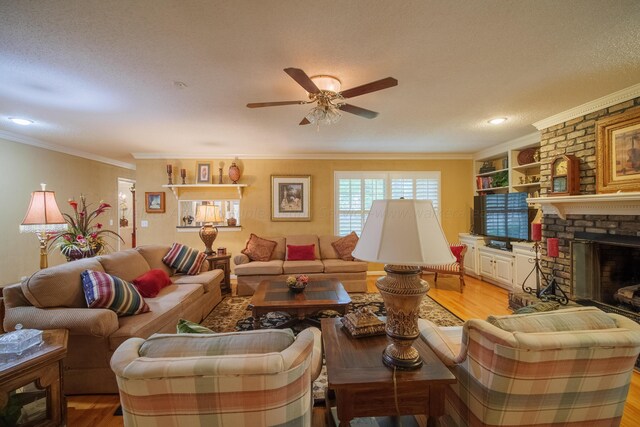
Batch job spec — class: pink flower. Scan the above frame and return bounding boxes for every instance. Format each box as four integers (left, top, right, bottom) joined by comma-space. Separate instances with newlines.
76, 235, 85, 242
90, 233, 98, 239
96, 223, 103, 229
68, 200, 78, 211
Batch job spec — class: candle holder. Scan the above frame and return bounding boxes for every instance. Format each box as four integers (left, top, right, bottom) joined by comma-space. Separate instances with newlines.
180, 169, 186, 185
218, 167, 223, 184
166, 165, 173, 185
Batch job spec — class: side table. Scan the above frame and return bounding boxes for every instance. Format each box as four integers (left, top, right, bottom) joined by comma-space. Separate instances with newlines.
207, 253, 231, 292
0, 329, 69, 426
321, 318, 456, 427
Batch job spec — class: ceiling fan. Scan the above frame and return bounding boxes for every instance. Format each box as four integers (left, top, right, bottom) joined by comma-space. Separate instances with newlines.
247, 68, 398, 126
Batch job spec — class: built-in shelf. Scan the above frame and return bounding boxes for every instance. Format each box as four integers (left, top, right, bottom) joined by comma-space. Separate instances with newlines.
476, 167, 509, 177
511, 162, 541, 172
527, 192, 640, 219
512, 183, 541, 190
477, 186, 509, 193
162, 184, 248, 199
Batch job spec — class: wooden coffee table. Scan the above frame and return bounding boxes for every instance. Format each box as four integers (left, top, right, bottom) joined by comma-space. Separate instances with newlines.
321, 318, 456, 427
251, 279, 351, 329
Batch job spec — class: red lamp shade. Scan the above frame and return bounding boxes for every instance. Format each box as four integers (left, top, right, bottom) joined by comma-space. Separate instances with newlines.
531, 223, 542, 242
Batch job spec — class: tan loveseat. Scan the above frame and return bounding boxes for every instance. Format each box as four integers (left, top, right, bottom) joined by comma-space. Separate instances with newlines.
234, 234, 367, 296
2, 244, 223, 394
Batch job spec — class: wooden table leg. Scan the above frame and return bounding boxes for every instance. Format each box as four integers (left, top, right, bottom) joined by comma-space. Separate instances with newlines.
335, 390, 353, 427
253, 309, 260, 329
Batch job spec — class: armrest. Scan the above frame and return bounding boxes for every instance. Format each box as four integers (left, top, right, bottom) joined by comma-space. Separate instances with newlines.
234, 254, 250, 265
110, 337, 146, 376
4, 306, 119, 337
418, 319, 464, 366
281, 327, 322, 380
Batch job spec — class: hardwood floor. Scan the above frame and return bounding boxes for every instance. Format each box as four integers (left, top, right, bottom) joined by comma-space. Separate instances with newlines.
67, 274, 640, 427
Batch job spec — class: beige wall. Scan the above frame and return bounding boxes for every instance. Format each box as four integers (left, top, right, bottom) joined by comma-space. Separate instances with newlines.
0, 137, 135, 286
136, 158, 473, 271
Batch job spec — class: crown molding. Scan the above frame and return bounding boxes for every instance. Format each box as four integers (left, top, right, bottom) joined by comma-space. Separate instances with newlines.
473, 132, 540, 160
533, 83, 640, 130
0, 130, 136, 170
131, 152, 474, 160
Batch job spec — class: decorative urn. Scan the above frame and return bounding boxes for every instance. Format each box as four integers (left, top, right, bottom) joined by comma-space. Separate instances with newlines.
228, 162, 241, 184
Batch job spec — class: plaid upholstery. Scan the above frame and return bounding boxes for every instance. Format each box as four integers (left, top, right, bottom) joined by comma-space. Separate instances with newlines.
162, 243, 206, 275
111, 327, 321, 426
419, 307, 640, 427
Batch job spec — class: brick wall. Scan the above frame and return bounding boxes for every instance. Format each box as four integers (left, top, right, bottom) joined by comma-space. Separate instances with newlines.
537, 96, 640, 294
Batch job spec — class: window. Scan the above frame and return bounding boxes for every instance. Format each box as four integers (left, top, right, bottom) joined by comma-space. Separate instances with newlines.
178, 199, 240, 227
334, 171, 441, 236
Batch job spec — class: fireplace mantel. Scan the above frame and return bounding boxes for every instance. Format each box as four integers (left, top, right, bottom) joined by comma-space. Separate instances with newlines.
527, 192, 640, 219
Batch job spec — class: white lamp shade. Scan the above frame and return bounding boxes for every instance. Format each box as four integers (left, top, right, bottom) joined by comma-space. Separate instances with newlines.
352, 199, 455, 266
195, 204, 223, 223
19, 190, 68, 233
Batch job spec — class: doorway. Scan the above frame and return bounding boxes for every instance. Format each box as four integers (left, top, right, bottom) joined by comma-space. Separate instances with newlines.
117, 178, 136, 250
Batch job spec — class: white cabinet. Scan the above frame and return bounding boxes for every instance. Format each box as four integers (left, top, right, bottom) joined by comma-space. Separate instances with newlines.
477, 246, 513, 289
458, 233, 486, 278
512, 241, 539, 293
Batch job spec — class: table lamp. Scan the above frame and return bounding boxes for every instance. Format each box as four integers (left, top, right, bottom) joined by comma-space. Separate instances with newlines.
195, 204, 223, 255
352, 199, 455, 370
19, 184, 68, 269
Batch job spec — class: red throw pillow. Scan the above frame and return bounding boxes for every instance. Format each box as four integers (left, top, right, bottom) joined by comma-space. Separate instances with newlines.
450, 245, 464, 263
286, 244, 316, 261
132, 269, 172, 298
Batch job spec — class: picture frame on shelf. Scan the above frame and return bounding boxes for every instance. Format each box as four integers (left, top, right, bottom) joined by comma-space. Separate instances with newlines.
596, 106, 640, 193
196, 162, 211, 184
145, 192, 165, 213
271, 175, 311, 221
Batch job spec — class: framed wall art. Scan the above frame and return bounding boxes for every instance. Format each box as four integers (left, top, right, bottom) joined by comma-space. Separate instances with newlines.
596, 106, 640, 193
196, 162, 211, 184
271, 175, 311, 221
145, 192, 166, 213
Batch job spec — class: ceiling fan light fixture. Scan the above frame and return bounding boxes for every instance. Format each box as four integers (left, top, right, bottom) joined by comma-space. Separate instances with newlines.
310, 75, 341, 93
306, 105, 342, 125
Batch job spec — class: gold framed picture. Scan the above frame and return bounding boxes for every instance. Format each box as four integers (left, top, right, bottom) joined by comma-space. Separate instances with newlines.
196, 162, 211, 184
596, 106, 640, 193
271, 175, 311, 221
145, 192, 165, 213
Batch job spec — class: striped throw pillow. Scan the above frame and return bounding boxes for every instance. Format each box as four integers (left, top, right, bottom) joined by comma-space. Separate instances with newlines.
81, 270, 150, 317
162, 243, 206, 275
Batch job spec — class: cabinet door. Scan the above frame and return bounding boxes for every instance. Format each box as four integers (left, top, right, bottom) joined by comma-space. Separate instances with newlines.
494, 255, 513, 286
514, 251, 536, 291
463, 244, 476, 275
479, 253, 495, 278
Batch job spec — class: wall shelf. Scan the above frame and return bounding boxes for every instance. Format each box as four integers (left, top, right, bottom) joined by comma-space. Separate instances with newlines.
477, 186, 509, 193
162, 184, 248, 199
527, 192, 640, 219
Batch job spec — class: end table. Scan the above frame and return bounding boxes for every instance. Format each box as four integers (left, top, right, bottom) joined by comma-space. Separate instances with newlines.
206, 253, 231, 293
0, 329, 69, 426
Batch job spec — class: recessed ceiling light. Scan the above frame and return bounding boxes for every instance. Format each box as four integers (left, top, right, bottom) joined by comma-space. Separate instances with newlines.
488, 117, 507, 125
8, 117, 34, 126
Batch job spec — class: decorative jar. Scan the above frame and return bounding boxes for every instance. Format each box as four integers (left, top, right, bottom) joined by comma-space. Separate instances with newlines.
228, 162, 241, 184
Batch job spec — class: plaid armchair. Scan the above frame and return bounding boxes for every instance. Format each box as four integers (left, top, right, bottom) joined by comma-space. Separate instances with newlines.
418, 307, 640, 427
111, 327, 322, 426
421, 242, 467, 292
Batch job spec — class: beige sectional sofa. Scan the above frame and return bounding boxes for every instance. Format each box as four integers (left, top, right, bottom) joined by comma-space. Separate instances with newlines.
2, 244, 223, 394
234, 234, 367, 296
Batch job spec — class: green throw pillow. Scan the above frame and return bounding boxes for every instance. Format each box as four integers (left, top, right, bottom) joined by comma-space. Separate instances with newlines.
513, 301, 560, 315
177, 318, 214, 334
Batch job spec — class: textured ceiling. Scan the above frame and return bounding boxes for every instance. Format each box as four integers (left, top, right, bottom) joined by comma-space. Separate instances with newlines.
1, 0, 640, 165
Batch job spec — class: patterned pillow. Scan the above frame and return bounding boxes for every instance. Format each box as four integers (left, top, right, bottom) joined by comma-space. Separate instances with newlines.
241, 233, 277, 262
177, 318, 214, 334
331, 232, 359, 261
162, 243, 206, 275
81, 270, 149, 317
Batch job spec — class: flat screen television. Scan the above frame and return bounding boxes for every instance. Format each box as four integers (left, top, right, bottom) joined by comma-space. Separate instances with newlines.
473, 193, 534, 241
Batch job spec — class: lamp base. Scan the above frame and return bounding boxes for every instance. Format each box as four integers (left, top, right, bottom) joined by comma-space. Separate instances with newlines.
199, 224, 218, 255
38, 231, 48, 269
376, 264, 429, 370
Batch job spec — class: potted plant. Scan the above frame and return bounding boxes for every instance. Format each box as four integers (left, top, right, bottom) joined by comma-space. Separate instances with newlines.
48, 195, 123, 261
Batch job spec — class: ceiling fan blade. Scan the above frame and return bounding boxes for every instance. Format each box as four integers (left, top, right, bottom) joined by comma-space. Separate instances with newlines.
339, 104, 379, 119
340, 77, 398, 99
284, 68, 320, 94
299, 117, 311, 125
247, 101, 305, 108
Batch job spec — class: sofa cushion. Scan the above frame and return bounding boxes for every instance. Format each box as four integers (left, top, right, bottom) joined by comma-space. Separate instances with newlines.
269, 237, 287, 260
21, 257, 104, 308
332, 231, 359, 261
319, 235, 340, 259
81, 270, 150, 317
487, 307, 617, 333
286, 244, 316, 261
322, 259, 368, 274
133, 269, 172, 298
285, 235, 320, 259
136, 244, 174, 277
242, 233, 278, 262
283, 260, 324, 274
234, 260, 283, 276
139, 329, 295, 358
171, 269, 223, 295
109, 283, 203, 350
98, 249, 151, 283
163, 243, 206, 275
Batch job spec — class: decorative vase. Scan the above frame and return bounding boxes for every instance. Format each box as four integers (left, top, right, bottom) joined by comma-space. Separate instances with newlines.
228, 162, 241, 184
227, 217, 237, 226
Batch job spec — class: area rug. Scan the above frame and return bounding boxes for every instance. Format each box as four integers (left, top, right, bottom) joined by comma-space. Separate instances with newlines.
200, 293, 463, 404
